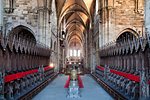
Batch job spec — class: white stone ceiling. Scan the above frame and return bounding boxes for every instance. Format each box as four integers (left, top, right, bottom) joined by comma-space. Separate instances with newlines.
55, 0, 95, 47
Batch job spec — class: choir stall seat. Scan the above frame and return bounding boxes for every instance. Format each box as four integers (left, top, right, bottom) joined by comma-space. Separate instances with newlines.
95, 66, 141, 99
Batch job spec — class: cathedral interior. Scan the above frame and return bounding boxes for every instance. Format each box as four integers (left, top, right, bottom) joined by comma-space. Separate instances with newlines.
0, 0, 150, 100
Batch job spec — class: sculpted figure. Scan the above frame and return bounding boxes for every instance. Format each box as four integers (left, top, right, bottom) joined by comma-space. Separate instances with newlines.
6, 82, 13, 99
140, 67, 149, 98
14, 79, 20, 95
0, 70, 5, 99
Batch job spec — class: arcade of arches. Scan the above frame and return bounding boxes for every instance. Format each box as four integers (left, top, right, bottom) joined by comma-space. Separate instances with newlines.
0, 0, 150, 100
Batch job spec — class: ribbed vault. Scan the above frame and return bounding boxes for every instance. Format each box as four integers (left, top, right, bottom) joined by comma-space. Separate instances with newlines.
55, 0, 95, 50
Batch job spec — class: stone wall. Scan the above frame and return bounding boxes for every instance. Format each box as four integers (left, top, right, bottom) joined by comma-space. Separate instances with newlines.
3, 0, 58, 48
99, 0, 145, 46
2, 0, 58, 71
50, 0, 58, 72
93, 14, 100, 71
145, 0, 150, 33
4, 0, 38, 38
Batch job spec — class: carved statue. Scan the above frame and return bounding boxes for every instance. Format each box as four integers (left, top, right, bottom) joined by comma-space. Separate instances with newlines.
26, 76, 29, 88
0, 69, 5, 100
14, 79, 20, 96
125, 81, 132, 95
38, 66, 42, 81
131, 83, 139, 99
38, 66, 44, 82
140, 67, 149, 99
41, 65, 44, 81
29, 74, 34, 86
20, 78, 25, 92
6, 82, 13, 100
34, 73, 37, 84
104, 65, 110, 81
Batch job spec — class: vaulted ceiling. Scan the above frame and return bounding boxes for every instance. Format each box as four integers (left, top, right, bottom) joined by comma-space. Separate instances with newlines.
55, 0, 95, 48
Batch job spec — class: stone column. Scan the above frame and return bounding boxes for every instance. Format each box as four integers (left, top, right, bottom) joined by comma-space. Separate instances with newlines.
98, 9, 103, 48
145, 0, 150, 33
0, 0, 3, 28
85, 33, 88, 69
90, 28, 94, 73
57, 29, 60, 73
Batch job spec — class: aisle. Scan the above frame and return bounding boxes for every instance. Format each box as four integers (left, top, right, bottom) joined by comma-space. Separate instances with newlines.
33, 74, 113, 100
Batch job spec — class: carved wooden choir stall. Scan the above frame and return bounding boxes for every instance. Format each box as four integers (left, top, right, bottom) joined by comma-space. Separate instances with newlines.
0, 26, 56, 100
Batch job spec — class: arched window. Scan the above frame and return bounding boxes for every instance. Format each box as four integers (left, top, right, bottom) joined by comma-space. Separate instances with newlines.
70, 50, 72, 56
74, 50, 77, 56
78, 50, 80, 57
95, 0, 99, 15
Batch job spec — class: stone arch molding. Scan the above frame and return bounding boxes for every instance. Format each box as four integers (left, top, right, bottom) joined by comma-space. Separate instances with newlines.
5, 0, 53, 39
116, 26, 139, 40
7, 23, 37, 42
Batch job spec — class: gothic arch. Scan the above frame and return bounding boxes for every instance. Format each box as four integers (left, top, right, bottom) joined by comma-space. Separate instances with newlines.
8, 25, 37, 44
116, 28, 138, 43
117, 28, 138, 40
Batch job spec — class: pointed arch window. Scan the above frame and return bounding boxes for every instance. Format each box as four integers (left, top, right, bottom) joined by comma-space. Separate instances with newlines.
74, 50, 77, 56
78, 50, 80, 57
70, 50, 72, 56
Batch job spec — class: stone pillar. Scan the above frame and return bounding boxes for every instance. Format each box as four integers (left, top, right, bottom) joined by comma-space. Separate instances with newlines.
57, 29, 60, 73
0, 0, 3, 28
85, 33, 88, 68
98, 9, 103, 48
145, 0, 150, 33
89, 28, 94, 73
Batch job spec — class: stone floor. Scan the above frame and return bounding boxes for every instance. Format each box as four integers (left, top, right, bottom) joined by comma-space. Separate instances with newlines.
33, 74, 113, 100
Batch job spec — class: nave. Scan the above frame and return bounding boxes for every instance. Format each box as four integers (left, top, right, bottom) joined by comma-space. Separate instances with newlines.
33, 74, 113, 100
0, 0, 150, 100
